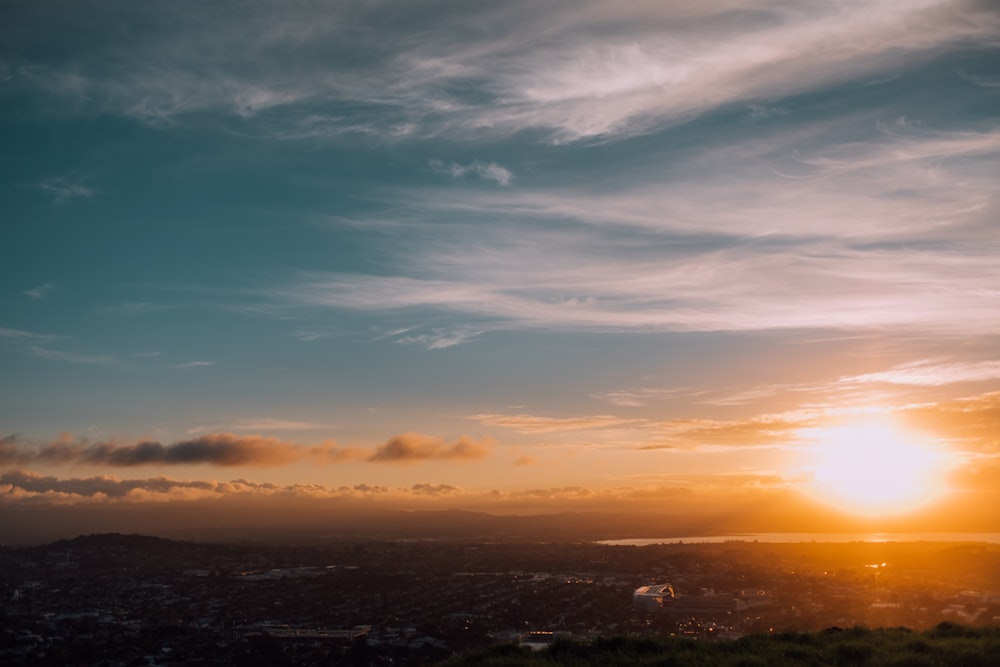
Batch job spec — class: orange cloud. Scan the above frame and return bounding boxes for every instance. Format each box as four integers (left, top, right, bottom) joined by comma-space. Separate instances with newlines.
901, 390, 1000, 452
844, 360, 1000, 386
368, 432, 491, 463
410, 482, 464, 496
641, 415, 811, 449
467, 410, 809, 448
0, 470, 478, 508
468, 413, 640, 433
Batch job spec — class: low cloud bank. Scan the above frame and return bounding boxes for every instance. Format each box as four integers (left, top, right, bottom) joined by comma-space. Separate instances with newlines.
0, 469, 432, 504
0, 433, 361, 467
0, 431, 492, 468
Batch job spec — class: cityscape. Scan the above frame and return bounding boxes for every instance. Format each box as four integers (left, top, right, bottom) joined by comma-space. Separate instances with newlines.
3, 533, 999, 664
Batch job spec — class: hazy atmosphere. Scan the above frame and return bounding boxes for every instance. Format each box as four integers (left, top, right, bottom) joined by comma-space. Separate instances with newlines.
2, 0, 999, 543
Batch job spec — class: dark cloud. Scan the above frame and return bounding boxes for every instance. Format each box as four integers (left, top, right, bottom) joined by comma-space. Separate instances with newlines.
105, 434, 305, 466
0, 433, 363, 467
368, 433, 491, 463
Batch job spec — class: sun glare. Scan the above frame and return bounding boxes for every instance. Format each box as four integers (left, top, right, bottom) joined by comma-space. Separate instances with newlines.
799, 419, 952, 517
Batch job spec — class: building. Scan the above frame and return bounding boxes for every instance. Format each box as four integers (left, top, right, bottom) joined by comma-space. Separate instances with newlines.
634, 584, 739, 615
633, 584, 675, 613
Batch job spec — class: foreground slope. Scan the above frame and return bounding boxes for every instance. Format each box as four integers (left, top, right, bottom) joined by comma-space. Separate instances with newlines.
445, 625, 1000, 667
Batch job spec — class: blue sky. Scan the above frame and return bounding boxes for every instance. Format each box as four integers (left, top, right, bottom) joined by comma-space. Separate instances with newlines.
2, 1, 999, 535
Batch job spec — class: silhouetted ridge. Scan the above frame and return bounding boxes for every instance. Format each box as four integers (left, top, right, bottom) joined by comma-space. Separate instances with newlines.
56, 532, 182, 550
20, 532, 207, 565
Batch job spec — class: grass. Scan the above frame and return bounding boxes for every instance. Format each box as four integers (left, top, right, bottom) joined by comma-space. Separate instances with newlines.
443, 623, 1000, 666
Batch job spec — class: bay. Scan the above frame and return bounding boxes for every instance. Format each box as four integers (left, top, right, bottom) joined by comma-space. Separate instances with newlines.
596, 532, 1000, 546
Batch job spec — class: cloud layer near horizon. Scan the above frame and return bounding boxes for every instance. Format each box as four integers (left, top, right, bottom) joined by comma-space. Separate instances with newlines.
2, 389, 996, 476
0, 432, 491, 468
0, 467, 789, 508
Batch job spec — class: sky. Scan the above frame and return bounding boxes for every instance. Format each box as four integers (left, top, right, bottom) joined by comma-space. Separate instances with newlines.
2, 0, 999, 542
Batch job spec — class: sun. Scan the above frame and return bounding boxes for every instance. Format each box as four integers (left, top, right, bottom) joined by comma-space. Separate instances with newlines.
798, 418, 952, 517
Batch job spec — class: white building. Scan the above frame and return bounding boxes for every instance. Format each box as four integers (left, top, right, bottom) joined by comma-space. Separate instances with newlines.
633, 584, 675, 612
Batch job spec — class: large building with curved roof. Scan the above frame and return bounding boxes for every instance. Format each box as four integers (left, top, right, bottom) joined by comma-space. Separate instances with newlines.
632, 584, 675, 612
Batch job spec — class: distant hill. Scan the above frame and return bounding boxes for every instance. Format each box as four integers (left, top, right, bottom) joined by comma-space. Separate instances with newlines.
13, 532, 217, 567
50, 532, 183, 550
3, 495, 870, 545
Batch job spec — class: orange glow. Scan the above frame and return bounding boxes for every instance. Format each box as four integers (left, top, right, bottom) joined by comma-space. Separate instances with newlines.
798, 419, 953, 517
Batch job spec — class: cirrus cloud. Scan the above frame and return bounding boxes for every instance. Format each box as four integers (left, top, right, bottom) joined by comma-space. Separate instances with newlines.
6, 1, 997, 142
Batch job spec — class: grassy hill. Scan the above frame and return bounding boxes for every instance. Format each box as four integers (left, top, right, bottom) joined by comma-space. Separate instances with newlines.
444, 624, 1000, 666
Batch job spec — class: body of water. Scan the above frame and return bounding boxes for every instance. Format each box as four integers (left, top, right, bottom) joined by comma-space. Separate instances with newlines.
596, 533, 1000, 546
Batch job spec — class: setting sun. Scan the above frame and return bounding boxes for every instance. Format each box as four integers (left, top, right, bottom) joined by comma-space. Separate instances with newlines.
799, 420, 953, 517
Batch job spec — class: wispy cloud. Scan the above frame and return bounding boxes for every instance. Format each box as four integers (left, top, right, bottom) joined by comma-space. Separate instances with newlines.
957, 68, 1000, 88
279, 236, 999, 336
8, 1, 997, 142
590, 388, 696, 408
469, 413, 642, 434
268, 118, 1000, 340
23, 282, 54, 300
843, 360, 1000, 386
900, 390, 1000, 453
390, 326, 485, 350
30, 346, 114, 365
172, 360, 214, 368
96, 301, 173, 317
186, 419, 331, 435
37, 178, 94, 203
400, 124, 1000, 238
231, 418, 329, 432
697, 384, 808, 407
468, 409, 812, 449
290, 328, 339, 342
430, 159, 512, 186
0, 326, 56, 341
641, 415, 812, 450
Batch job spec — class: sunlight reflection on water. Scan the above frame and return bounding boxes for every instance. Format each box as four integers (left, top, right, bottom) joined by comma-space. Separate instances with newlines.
596, 533, 1000, 546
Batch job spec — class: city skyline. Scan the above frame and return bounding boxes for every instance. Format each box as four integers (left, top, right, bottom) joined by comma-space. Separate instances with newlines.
2, 0, 999, 541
